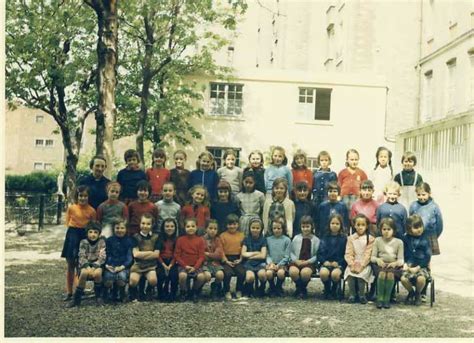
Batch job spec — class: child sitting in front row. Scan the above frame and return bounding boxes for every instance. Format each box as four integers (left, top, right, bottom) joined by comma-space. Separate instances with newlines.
289, 216, 320, 299
175, 217, 206, 302
317, 214, 347, 299
370, 218, 404, 309
202, 220, 225, 299
265, 216, 291, 297
129, 213, 160, 301
241, 218, 268, 297
103, 219, 133, 303
344, 214, 375, 304
67, 221, 106, 308
220, 214, 246, 300
401, 214, 432, 306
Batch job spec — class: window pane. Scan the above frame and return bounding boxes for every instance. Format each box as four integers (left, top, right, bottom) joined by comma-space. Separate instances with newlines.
315, 88, 332, 120
34, 163, 43, 170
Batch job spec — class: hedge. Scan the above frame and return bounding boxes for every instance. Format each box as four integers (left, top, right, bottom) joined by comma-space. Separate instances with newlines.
6, 170, 90, 194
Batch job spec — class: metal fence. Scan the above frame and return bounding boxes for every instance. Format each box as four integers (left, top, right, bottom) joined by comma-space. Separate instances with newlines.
5, 191, 64, 231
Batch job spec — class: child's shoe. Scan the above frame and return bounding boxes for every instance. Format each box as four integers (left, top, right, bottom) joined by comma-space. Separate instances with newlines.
404, 290, 415, 305
66, 287, 84, 308
414, 292, 422, 306
376, 301, 383, 309
102, 287, 111, 304
331, 282, 340, 300
347, 296, 356, 303
128, 286, 138, 302
62, 293, 73, 302
383, 302, 391, 309
94, 283, 104, 306
179, 290, 187, 302
118, 286, 127, 303
225, 292, 232, 301
359, 296, 368, 304
299, 287, 308, 299
323, 282, 331, 299
235, 291, 243, 299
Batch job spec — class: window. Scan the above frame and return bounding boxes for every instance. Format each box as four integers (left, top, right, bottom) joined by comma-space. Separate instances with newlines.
209, 82, 243, 116
206, 146, 241, 169
298, 87, 332, 121
35, 139, 44, 147
421, 70, 433, 122
307, 157, 319, 172
35, 115, 44, 123
45, 139, 54, 147
446, 58, 457, 114
44, 163, 53, 170
34, 162, 43, 170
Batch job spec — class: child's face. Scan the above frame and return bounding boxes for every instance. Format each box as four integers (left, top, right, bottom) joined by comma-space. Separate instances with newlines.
402, 158, 415, 171
347, 152, 359, 169
249, 153, 261, 169
319, 155, 330, 170
77, 191, 89, 205
174, 153, 186, 168
87, 229, 100, 241
416, 190, 430, 203
409, 225, 424, 237
91, 158, 106, 179
127, 156, 139, 169
206, 223, 218, 238
273, 183, 286, 200
114, 222, 127, 237
249, 221, 262, 238
272, 150, 284, 166
243, 177, 255, 192
185, 220, 197, 235
377, 150, 389, 167
153, 155, 165, 167
295, 156, 305, 168
226, 222, 239, 233
192, 188, 206, 204
271, 222, 283, 237
225, 154, 236, 168
218, 189, 230, 202
301, 223, 312, 237
164, 221, 176, 237
140, 217, 153, 234
200, 156, 212, 171
328, 189, 339, 202
162, 184, 175, 201
296, 188, 309, 201
381, 223, 394, 239
385, 189, 399, 203
137, 188, 149, 201
360, 187, 374, 201
354, 218, 368, 236
329, 217, 341, 235
108, 186, 120, 201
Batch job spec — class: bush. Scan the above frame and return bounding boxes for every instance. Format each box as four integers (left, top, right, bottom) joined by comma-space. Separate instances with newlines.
6, 169, 90, 194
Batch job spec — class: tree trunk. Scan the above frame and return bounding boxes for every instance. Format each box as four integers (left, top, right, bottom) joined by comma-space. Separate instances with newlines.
152, 77, 165, 149
89, 0, 118, 179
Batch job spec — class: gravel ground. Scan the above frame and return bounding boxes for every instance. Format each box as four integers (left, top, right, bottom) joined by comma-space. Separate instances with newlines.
4, 226, 474, 338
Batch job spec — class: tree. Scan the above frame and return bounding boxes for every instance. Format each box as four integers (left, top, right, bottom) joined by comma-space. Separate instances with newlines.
116, 0, 247, 162
84, 0, 119, 179
6, 0, 97, 199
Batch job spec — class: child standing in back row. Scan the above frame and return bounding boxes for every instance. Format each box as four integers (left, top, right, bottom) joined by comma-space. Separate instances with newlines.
146, 148, 171, 203
394, 151, 424, 209
217, 149, 243, 196
188, 151, 219, 201
236, 171, 265, 236
312, 151, 337, 210
243, 150, 266, 194
338, 149, 368, 211
169, 150, 190, 206
117, 149, 147, 204
264, 146, 293, 197
370, 147, 393, 204
291, 149, 313, 198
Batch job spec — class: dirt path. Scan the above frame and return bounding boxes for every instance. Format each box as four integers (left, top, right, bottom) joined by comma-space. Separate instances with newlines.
4, 225, 474, 338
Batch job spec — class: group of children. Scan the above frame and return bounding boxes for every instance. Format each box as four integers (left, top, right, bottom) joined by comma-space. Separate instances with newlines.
62, 146, 443, 309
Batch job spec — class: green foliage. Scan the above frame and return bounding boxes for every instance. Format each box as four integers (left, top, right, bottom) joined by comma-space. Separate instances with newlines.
5, 170, 91, 194
115, 0, 247, 153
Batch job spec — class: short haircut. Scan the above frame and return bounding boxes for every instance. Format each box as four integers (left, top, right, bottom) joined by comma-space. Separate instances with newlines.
415, 182, 431, 194
327, 181, 340, 193
406, 214, 424, 234
249, 217, 263, 229
89, 155, 107, 169
291, 149, 308, 169
161, 218, 178, 235
378, 217, 397, 235
136, 180, 151, 193
360, 180, 374, 190
196, 151, 215, 169
124, 149, 140, 163
162, 181, 176, 190
225, 213, 239, 226
248, 150, 264, 168
75, 185, 89, 201
295, 181, 309, 191
300, 215, 315, 232
173, 150, 187, 159
152, 148, 166, 158
205, 218, 219, 228
112, 217, 127, 229
328, 213, 345, 235
86, 220, 102, 234
106, 181, 121, 192
384, 181, 400, 194
270, 216, 287, 235
271, 177, 288, 198
140, 213, 154, 224
401, 151, 417, 165
184, 217, 197, 226
316, 150, 332, 166
223, 148, 237, 160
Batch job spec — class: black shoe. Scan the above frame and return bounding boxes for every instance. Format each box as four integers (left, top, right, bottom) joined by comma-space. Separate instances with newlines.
94, 284, 104, 306
359, 296, 368, 304
404, 290, 415, 305
376, 301, 383, 309
414, 293, 422, 306
129, 286, 138, 302
63, 293, 73, 302
66, 287, 83, 308
347, 296, 356, 303
179, 291, 186, 302
299, 287, 308, 299
383, 302, 391, 309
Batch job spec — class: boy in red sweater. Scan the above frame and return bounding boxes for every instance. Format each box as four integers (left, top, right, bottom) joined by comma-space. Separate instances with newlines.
175, 217, 206, 302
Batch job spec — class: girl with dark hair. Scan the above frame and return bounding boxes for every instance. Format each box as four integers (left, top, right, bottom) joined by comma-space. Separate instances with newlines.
156, 218, 179, 302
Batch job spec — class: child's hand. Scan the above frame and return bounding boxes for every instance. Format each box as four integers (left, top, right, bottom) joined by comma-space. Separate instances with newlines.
376, 259, 385, 267
226, 260, 235, 267
185, 266, 193, 272
323, 261, 331, 267
330, 262, 339, 268
387, 262, 398, 269
234, 259, 241, 265
106, 264, 115, 273
188, 267, 196, 273
204, 252, 210, 257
